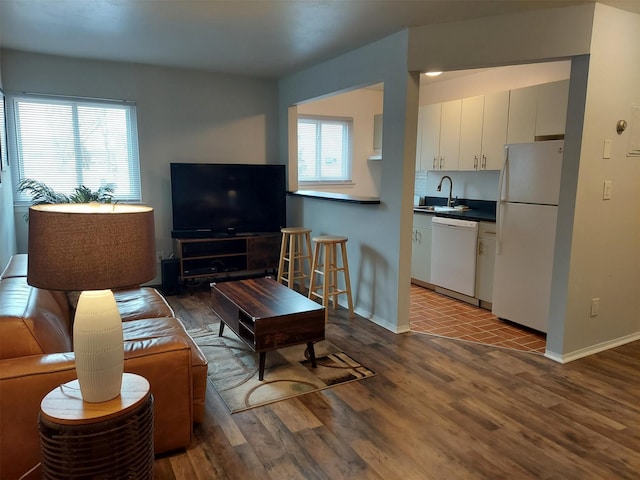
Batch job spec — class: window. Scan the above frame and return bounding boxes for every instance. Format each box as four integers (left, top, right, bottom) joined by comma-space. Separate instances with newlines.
298, 116, 352, 183
10, 93, 141, 203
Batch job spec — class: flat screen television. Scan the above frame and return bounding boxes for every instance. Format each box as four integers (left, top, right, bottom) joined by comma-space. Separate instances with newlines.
170, 163, 286, 238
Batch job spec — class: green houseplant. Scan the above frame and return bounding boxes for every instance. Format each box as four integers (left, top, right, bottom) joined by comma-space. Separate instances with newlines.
17, 178, 115, 205
17, 179, 115, 221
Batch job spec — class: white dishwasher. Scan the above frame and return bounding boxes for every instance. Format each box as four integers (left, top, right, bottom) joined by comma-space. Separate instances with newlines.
430, 217, 479, 297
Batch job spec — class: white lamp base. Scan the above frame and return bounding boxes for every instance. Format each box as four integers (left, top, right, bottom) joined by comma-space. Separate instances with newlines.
73, 290, 124, 403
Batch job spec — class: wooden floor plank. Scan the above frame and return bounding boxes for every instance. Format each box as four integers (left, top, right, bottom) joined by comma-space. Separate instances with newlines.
159, 286, 640, 480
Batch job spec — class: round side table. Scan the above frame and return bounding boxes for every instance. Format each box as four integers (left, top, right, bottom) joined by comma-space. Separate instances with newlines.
39, 372, 154, 480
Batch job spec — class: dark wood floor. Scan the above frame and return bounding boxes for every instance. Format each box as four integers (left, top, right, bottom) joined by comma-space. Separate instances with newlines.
159, 286, 640, 479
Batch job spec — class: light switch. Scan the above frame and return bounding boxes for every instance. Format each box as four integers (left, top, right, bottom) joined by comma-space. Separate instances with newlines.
603, 139, 612, 159
603, 180, 612, 200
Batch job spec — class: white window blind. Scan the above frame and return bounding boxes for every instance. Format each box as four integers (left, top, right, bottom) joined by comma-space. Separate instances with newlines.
10, 94, 141, 203
298, 116, 352, 183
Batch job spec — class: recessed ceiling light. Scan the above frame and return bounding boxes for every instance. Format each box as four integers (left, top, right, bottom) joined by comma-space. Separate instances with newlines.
424, 71, 443, 77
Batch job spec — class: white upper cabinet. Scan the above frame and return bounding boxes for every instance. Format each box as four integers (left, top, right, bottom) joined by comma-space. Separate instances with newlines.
437, 99, 462, 170
417, 80, 568, 172
480, 91, 510, 170
373, 113, 383, 150
458, 92, 509, 171
507, 80, 569, 144
506, 85, 538, 144
419, 103, 441, 170
418, 100, 461, 171
458, 95, 484, 171
535, 80, 569, 138
415, 106, 425, 171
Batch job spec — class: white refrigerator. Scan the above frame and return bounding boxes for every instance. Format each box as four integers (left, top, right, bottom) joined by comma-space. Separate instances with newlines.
491, 140, 564, 333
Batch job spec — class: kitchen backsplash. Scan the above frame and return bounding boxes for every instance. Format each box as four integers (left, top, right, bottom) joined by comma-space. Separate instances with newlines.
415, 170, 500, 203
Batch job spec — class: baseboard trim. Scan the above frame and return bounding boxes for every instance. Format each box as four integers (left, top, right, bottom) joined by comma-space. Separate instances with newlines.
545, 331, 640, 363
353, 306, 410, 334
434, 286, 480, 307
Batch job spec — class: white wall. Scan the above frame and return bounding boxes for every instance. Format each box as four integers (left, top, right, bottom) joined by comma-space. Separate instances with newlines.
1, 49, 279, 283
280, 31, 419, 333
548, 4, 640, 359
0, 48, 17, 270
418, 61, 571, 105
297, 86, 383, 197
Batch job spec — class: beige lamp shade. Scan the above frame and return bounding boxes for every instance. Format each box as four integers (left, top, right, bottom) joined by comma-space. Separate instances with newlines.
27, 203, 156, 291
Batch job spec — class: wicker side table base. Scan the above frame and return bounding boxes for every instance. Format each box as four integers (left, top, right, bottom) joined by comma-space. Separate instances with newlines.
38, 374, 154, 480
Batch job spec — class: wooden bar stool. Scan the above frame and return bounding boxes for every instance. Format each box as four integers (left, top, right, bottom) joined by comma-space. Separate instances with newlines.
308, 235, 354, 319
277, 227, 313, 292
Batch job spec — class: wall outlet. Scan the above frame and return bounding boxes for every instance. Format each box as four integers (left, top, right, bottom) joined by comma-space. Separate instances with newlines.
590, 298, 600, 317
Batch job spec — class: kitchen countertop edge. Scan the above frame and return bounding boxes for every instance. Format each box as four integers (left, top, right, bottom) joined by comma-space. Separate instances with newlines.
413, 208, 496, 223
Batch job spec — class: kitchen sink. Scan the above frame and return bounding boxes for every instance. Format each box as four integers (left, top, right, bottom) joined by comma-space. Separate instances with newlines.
414, 205, 466, 212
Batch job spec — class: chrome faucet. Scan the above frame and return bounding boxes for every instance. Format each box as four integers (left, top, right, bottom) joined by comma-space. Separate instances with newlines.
437, 175, 454, 207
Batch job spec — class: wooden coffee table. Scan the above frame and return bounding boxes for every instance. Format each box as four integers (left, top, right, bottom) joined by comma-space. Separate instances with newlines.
210, 277, 326, 380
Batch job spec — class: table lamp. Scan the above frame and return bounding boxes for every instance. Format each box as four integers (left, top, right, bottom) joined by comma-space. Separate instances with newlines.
27, 203, 156, 403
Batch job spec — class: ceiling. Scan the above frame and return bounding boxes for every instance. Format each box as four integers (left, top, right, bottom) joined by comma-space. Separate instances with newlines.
1, 1, 640, 79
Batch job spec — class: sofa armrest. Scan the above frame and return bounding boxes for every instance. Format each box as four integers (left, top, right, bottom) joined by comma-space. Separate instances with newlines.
0, 337, 194, 480
0, 353, 78, 480
123, 335, 194, 454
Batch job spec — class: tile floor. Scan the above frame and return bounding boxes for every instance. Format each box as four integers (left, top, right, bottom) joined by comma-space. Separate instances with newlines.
410, 284, 547, 354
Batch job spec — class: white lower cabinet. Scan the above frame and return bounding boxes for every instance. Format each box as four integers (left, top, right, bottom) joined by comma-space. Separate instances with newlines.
411, 213, 433, 284
475, 222, 496, 303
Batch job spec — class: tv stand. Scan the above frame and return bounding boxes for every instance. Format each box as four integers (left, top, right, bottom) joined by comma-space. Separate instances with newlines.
173, 233, 281, 283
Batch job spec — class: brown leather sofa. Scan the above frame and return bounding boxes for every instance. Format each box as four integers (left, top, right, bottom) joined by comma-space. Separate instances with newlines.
0, 254, 208, 480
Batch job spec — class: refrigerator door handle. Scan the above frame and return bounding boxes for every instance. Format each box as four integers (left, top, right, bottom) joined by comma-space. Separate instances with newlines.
496, 146, 509, 255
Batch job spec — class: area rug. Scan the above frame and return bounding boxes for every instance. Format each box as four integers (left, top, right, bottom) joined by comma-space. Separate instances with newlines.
189, 324, 375, 413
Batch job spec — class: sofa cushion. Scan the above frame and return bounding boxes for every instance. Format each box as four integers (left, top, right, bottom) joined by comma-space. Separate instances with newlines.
114, 287, 175, 321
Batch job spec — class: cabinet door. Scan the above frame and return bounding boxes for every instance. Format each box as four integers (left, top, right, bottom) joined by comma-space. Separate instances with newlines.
411, 214, 433, 283
506, 85, 538, 144
476, 232, 496, 303
438, 99, 461, 170
535, 80, 569, 137
480, 90, 509, 170
415, 106, 424, 171
420, 103, 442, 171
412, 227, 432, 282
373, 114, 383, 150
458, 95, 484, 171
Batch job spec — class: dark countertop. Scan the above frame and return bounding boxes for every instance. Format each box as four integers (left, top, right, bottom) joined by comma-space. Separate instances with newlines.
413, 197, 497, 223
288, 190, 380, 204
413, 208, 496, 223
